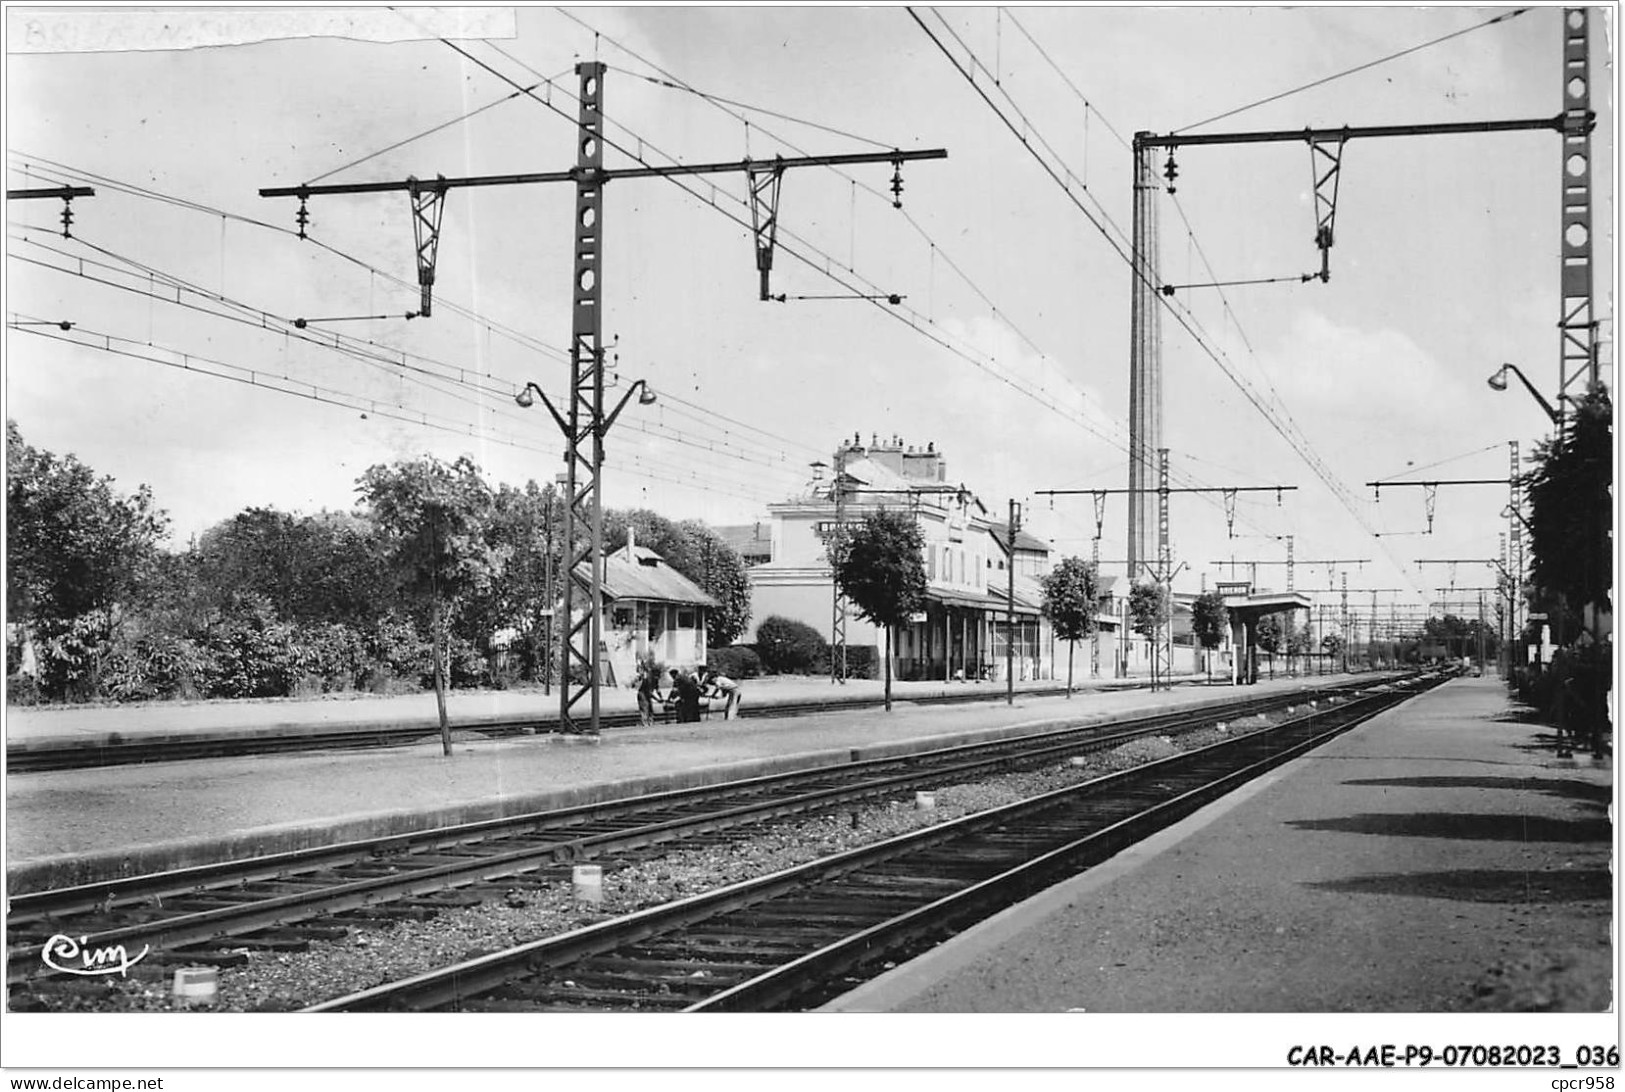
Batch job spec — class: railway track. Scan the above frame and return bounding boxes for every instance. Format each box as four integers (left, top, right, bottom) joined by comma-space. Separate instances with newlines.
7, 677, 1392, 994
8, 677, 1200, 773
300, 671, 1447, 1013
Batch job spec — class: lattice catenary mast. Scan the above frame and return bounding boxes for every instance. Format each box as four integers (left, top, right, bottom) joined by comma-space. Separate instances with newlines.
262, 63, 945, 733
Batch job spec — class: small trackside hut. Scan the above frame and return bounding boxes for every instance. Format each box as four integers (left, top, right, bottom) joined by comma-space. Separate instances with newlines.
1220, 584, 1313, 684
573, 529, 716, 686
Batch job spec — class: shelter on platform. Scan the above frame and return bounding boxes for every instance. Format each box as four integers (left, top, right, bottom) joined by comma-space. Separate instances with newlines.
1220, 583, 1313, 684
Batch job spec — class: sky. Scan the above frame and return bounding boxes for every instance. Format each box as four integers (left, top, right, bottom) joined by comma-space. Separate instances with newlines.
4, 3, 1615, 629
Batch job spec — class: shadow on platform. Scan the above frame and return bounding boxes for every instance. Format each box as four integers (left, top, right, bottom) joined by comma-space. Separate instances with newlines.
1340, 775, 1611, 808
1287, 811, 1611, 843
1305, 867, 1612, 905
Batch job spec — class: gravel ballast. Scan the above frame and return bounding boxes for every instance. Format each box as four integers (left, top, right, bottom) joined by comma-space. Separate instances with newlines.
19, 723, 1247, 1013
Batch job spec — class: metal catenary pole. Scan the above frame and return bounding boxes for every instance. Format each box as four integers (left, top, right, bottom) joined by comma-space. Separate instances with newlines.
1127, 12, 1600, 591
261, 65, 944, 732
1006, 498, 1021, 706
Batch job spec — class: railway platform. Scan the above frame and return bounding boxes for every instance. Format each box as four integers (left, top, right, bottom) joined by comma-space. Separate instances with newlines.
4, 670, 1193, 753
826, 674, 1614, 1014
7, 672, 1329, 893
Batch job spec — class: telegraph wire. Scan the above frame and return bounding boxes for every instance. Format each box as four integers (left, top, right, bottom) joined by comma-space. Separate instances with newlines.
6, 173, 826, 472
999, 9, 1134, 154
912, 7, 1417, 588
577, 14, 1123, 430
1374, 442, 1508, 483
304, 74, 570, 184
8, 151, 571, 366
439, 35, 1141, 464
7, 316, 534, 448
466, 15, 1133, 449
7, 316, 789, 506
1174, 7, 1533, 133
9, 233, 815, 481
9, 152, 840, 471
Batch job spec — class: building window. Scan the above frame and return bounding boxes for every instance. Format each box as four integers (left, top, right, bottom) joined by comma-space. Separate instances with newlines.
677, 609, 696, 629
613, 607, 634, 629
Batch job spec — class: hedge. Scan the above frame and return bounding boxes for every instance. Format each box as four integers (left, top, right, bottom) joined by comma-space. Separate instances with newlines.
709, 645, 762, 680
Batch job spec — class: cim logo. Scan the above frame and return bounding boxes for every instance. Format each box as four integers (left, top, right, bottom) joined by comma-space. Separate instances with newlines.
42, 933, 150, 977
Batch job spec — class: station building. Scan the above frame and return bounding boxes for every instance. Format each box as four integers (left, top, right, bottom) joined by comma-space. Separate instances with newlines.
746, 434, 1057, 682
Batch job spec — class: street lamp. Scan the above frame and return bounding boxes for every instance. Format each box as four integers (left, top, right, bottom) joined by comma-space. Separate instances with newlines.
514, 378, 657, 429
514, 374, 656, 734
1487, 363, 1560, 425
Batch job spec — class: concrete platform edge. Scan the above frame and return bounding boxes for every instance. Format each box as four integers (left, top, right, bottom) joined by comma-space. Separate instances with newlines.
8, 707, 1142, 894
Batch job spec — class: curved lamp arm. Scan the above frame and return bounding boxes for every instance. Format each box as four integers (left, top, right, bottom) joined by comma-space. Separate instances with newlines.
514, 381, 570, 437
1487, 363, 1560, 425
603, 379, 657, 433
516, 377, 656, 437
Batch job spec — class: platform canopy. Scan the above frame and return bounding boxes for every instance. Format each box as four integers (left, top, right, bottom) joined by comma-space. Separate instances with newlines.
1220, 591, 1313, 685
1220, 590, 1313, 620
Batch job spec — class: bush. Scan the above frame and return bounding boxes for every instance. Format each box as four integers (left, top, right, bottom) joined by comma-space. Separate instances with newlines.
446, 635, 488, 689
296, 623, 366, 693
101, 641, 190, 703
195, 598, 308, 699
811, 643, 880, 680
755, 615, 827, 675
35, 610, 116, 703
364, 614, 430, 691
844, 645, 880, 680
709, 645, 762, 680
135, 634, 208, 700
6, 673, 41, 706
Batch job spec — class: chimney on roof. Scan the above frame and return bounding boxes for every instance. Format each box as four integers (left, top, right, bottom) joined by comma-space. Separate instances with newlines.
624, 523, 636, 560
868, 433, 906, 477
902, 439, 946, 483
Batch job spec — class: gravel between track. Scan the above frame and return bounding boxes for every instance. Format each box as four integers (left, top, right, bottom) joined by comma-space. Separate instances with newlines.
14, 713, 1298, 1012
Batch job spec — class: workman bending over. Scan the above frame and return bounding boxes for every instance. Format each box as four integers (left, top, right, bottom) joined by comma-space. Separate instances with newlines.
703, 667, 741, 720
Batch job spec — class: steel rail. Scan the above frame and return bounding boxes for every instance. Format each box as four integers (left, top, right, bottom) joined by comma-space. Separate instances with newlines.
700, 680, 1435, 1011
7, 677, 1198, 772
8, 679, 1393, 990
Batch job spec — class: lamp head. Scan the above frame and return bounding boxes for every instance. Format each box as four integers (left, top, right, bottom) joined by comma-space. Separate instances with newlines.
638, 384, 657, 406
1487, 365, 1510, 392
515, 385, 536, 408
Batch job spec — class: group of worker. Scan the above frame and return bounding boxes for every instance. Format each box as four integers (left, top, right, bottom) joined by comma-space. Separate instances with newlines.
634, 663, 741, 726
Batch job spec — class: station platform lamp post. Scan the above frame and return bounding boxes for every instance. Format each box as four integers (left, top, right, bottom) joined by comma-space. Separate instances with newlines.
1486, 361, 1576, 753
1488, 362, 1563, 425
516, 374, 656, 733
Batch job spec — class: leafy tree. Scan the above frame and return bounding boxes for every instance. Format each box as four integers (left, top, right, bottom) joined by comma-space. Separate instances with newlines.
603, 510, 752, 648
1423, 613, 1500, 664
834, 509, 927, 711
357, 456, 505, 754
1190, 590, 1229, 682
1255, 611, 1287, 654
191, 507, 385, 628
1040, 556, 1100, 696
7, 421, 169, 699
1127, 582, 1167, 640
1190, 591, 1229, 649
1289, 620, 1316, 655
473, 481, 561, 685
755, 615, 827, 675
1523, 387, 1612, 636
